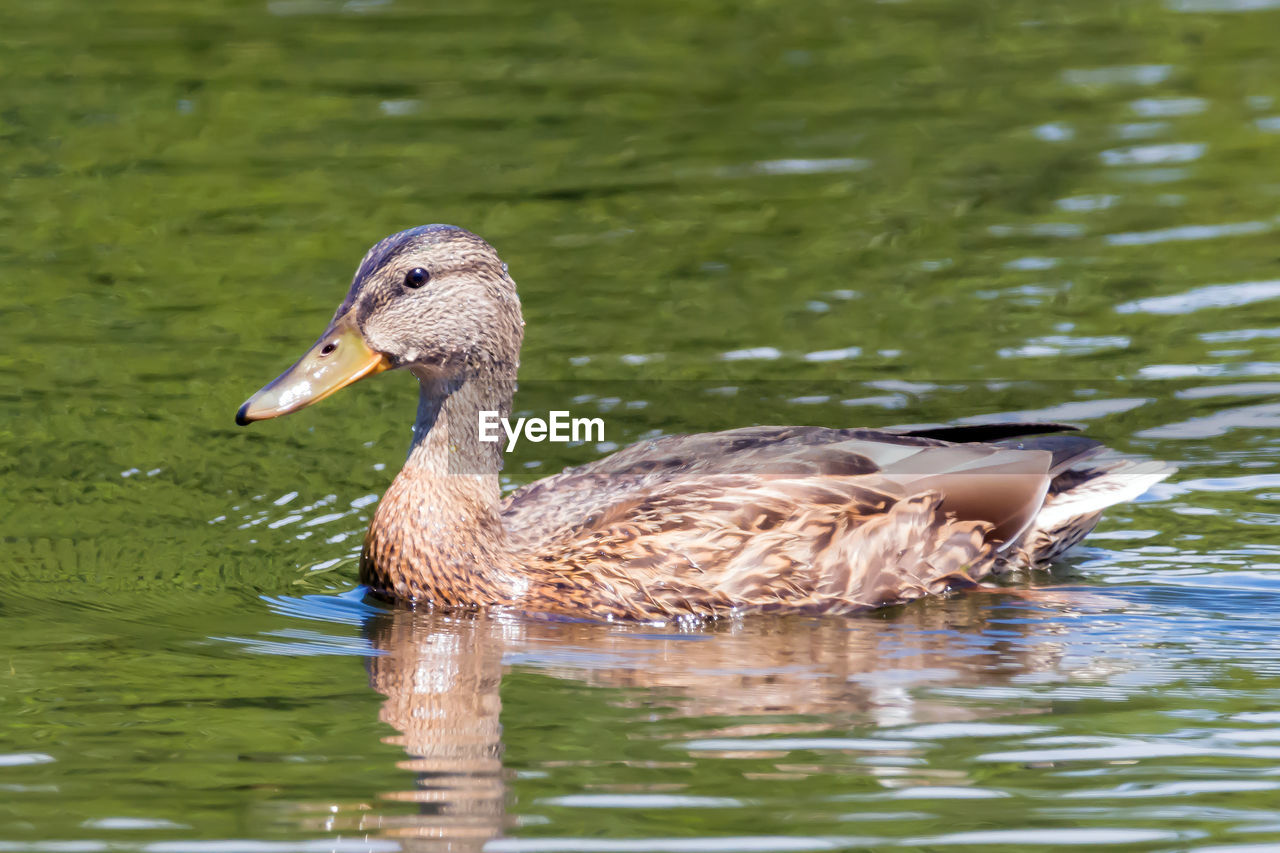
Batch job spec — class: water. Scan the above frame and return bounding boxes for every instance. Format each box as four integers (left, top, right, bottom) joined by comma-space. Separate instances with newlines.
4, 0, 1280, 848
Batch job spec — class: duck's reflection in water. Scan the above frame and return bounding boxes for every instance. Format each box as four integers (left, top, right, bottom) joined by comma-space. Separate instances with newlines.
365, 612, 508, 849
358, 590, 1102, 851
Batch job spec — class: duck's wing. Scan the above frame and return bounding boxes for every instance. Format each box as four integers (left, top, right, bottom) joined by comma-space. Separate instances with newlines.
501, 423, 1081, 548
514, 462, 1037, 620
500, 423, 1171, 619
503, 427, 1110, 618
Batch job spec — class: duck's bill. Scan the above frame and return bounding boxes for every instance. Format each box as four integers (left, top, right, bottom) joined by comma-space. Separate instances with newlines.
235, 312, 391, 425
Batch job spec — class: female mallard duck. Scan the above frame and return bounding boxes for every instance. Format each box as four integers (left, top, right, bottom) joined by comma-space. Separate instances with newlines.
237, 225, 1171, 621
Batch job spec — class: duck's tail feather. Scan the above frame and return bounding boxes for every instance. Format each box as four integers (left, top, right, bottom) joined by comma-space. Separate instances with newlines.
1010, 457, 1175, 566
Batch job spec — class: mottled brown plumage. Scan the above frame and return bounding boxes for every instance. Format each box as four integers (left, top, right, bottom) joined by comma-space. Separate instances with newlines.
238, 225, 1173, 622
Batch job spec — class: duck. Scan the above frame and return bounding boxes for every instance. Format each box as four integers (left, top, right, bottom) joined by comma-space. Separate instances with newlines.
236, 225, 1172, 622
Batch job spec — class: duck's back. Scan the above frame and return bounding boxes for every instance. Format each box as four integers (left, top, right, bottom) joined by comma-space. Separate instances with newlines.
498, 424, 1168, 619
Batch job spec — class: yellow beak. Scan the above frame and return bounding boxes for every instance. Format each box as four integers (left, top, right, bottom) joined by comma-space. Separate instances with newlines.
236, 310, 391, 425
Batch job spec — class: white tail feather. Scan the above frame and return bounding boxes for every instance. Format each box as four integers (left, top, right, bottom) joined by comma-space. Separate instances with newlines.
1033, 458, 1175, 533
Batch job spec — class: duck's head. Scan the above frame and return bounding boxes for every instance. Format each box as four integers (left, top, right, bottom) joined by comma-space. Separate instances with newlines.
236, 225, 522, 426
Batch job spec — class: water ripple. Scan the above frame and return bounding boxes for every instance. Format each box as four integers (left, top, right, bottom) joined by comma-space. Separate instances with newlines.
1131, 96, 1209, 116
486, 838, 877, 853
1106, 220, 1270, 246
980, 739, 1280, 763
0, 753, 55, 767
541, 794, 744, 809
1062, 780, 1280, 798
1116, 278, 1280, 313
1169, 0, 1280, 10
681, 738, 917, 753
1061, 65, 1174, 86
1138, 401, 1280, 438
998, 334, 1129, 358
1099, 142, 1205, 166
907, 828, 1184, 845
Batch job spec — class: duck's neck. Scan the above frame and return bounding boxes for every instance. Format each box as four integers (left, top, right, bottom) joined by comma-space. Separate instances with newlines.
361, 367, 520, 604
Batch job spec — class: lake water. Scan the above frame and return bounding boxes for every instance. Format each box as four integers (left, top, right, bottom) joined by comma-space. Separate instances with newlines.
5, 0, 1280, 849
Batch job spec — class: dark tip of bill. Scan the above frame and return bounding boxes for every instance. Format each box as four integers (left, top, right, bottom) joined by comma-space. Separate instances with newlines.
235, 401, 252, 427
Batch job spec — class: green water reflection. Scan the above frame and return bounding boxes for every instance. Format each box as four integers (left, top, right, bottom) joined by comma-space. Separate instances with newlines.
4, 0, 1280, 848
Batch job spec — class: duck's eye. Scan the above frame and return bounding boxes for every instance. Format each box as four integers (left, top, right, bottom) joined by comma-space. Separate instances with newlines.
403, 267, 431, 289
